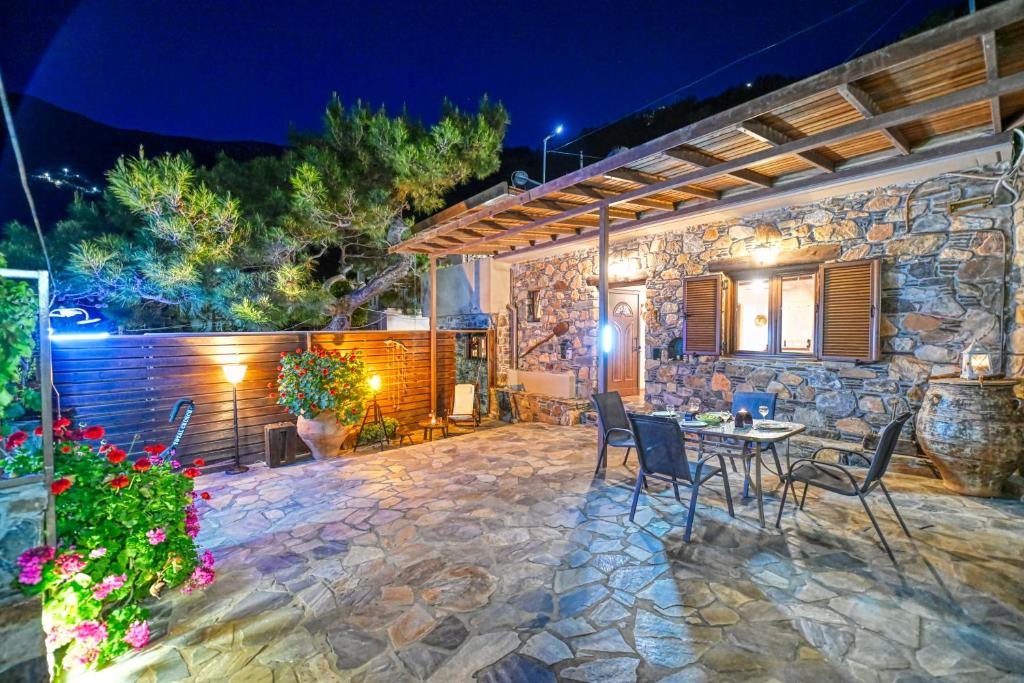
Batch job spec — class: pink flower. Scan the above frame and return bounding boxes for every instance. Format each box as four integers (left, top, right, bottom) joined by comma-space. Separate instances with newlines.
123, 620, 150, 649
92, 573, 127, 600
53, 552, 87, 578
63, 645, 100, 671
88, 547, 107, 559
72, 620, 108, 644
180, 551, 216, 594
146, 528, 166, 545
16, 546, 55, 585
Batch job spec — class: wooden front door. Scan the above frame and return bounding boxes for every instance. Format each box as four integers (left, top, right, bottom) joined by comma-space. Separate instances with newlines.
608, 288, 640, 396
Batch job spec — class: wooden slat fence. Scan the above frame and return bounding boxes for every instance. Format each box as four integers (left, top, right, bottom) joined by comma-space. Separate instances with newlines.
51, 331, 456, 468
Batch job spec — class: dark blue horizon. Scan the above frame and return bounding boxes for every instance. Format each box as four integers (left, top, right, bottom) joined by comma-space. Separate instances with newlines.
3, 0, 961, 151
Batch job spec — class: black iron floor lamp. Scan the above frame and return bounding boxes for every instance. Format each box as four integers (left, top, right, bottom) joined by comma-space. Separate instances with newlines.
222, 362, 249, 475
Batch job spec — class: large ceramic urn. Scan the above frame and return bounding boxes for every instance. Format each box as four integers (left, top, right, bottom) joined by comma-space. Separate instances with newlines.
296, 412, 353, 460
916, 378, 1024, 496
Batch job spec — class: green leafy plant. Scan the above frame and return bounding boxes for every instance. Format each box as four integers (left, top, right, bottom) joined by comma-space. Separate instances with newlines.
273, 346, 370, 424
0, 264, 38, 427
2, 419, 215, 676
356, 416, 398, 446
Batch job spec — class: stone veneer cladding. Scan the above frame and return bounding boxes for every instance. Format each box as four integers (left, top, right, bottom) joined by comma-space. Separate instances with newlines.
499, 162, 1024, 446
0, 479, 48, 681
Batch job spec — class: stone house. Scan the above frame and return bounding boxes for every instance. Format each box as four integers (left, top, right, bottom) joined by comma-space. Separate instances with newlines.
403, 4, 1024, 472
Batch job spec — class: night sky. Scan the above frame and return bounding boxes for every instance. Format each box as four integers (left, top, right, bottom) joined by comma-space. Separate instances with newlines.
3, 0, 960, 151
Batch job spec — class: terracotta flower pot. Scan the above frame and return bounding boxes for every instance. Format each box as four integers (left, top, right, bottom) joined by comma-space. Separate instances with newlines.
296, 412, 353, 460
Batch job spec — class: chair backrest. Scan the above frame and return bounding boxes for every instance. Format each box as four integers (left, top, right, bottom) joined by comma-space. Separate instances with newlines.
862, 412, 913, 489
591, 391, 630, 433
628, 413, 695, 483
732, 391, 777, 419
452, 383, 476, 416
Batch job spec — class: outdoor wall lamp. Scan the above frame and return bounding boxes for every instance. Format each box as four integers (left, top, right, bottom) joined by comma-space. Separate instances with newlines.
601, 324, 615, 353
222, 360, 249, 475
753, 244, 779, 266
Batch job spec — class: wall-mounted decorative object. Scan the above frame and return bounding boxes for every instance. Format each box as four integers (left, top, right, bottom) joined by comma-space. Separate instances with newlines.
466, 334, 487, 360
559, 339, 571, 360
526, 290, 540, 322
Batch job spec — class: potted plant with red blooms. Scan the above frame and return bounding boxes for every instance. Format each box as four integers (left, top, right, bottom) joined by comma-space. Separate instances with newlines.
273, 346, 370, 459
0, 418, 216, 676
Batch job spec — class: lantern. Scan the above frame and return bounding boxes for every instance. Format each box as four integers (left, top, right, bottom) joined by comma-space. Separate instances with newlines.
960, 341, 993, 380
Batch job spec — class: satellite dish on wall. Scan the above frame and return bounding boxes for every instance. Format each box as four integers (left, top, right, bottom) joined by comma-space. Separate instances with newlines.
511, 170, 541, 189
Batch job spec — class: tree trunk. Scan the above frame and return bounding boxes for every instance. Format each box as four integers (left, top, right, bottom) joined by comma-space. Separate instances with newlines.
324, 218, 413, 330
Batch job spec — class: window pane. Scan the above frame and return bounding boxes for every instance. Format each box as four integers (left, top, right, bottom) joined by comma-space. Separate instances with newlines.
780, 274, 815, 353
735, 279, 770, 352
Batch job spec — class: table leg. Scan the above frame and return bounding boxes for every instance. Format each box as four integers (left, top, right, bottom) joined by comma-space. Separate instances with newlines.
755, 441, 765, 527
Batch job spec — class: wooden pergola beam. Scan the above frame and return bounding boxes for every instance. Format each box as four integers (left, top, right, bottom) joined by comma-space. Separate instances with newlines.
736, 121, 836, 172
448, 72, 1024, 254
836, 83, 911, 154
562, 183, 674, 211
981, 31, 1002, 133
606, 167, 720, 200
664, 147, 774, 187
497, 131, 1010, 260
390, 1, 1024, 254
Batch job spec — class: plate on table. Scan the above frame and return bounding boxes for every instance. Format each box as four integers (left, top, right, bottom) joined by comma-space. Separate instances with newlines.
679, 419, 707, 428
651, 411, 677, 418
696, 412, 725, 425
756, 420, 791, 431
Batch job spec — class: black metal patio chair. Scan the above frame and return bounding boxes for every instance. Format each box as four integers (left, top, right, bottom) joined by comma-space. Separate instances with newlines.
627, 413, 735, 543
591, 391, 637, 474
775, 412, 914, 563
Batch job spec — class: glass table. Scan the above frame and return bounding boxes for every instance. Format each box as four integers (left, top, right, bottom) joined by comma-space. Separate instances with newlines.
675, 418, 806, 527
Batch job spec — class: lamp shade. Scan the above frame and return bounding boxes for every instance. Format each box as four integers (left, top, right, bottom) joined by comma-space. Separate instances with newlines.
223, 363, 248, 385
368, 374, 382, 392
960, 341, 993, 380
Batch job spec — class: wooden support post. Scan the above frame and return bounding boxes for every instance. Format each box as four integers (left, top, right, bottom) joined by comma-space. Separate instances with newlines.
597, 205, 609, 395
429, 257, 438, 416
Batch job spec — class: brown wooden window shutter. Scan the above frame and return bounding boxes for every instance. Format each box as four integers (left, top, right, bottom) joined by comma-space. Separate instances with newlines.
683, 274, 722, 355
817, 259, 881, 362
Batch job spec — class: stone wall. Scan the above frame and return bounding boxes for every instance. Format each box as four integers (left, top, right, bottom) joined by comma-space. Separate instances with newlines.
499, 162, 1022, 447
0, 478, 48, 681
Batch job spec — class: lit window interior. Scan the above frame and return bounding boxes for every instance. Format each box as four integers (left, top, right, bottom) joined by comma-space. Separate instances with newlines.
780, 274, 815, 353
735, 279, 769, 352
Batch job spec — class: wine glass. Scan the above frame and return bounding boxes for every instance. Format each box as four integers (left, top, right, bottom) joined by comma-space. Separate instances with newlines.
758, 405, 769, 424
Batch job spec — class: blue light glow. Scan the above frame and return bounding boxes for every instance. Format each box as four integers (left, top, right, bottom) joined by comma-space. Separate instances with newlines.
49, 331, 111, 342
601, 324, 614, 353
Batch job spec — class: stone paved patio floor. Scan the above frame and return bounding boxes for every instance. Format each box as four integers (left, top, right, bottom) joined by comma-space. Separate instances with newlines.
79, 423, 1024, 682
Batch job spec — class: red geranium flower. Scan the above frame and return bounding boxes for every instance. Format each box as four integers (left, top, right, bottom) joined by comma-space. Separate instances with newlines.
59, 444, 72, 454
5, 431, 28, 449
82, 426, 105, 440
107, 448, 127, 464
200, 491, 211, 500
133, 458, 152, 472
54, 417, 72, 430
142, 444, 166, 455
193, 458, 206, 467
33, 426, 43, 436
51, 478, 73, 495
182, 467, 201, 479
109, 474, 130, 489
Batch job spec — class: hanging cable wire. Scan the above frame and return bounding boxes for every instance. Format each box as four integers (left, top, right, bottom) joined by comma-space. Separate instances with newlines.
0, 68, 53, 279
555, 0, 878, 153
845, 0, 914, 61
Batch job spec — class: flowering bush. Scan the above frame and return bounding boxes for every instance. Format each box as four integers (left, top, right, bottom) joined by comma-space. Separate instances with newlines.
273, 346, 370, 425
1, 418, 215, 675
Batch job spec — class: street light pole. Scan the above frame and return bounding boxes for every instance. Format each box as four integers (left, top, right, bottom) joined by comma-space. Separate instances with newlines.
541, 124, 563, 183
